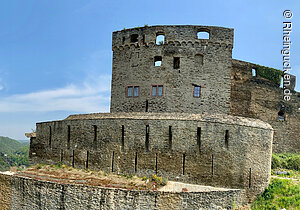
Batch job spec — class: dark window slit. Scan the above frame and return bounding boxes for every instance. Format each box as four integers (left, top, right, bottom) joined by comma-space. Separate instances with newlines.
197, 127, 201, 153
145, 125, 150, 151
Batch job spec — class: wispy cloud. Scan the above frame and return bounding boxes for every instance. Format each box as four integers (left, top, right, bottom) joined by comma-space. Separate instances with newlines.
0, 75, 111, 113
0, 78, 4, 91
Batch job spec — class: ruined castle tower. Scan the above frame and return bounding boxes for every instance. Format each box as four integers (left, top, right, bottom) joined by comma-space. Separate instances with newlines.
110, 25, 233, 114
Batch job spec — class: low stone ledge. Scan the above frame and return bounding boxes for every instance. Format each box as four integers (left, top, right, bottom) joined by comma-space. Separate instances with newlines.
64, 112, 273, 130
0, 172, 242, 209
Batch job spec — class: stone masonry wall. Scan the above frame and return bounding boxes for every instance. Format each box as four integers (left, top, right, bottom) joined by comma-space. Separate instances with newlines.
0, 173, 242, 210
110, 25, 233, 115
29, 112, 273, 203
230, 59, 300, 153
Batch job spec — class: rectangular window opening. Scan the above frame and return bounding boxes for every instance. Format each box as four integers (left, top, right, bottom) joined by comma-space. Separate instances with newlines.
154, 56, 162, 66
93, 125, 97, 144
72, 150, 75, 168
197, 127, 201, 153
225, 130, 229, 149
211, 154, 214, 176
193, 86, 201, 98
130, 34, 138, 43
158, 86, 163, 96
152, 85, 163, 97
49, 126, 52, 147
127, 86, 133, 97
249, 168, 252, 188
67, 126, 71, 149
134, 86, 139, 97
155, 153, 158, 174
173, 57, 180, 69
86, 151, 89, 169
127, 86, 139, 97
169, 126, 172, 150
145, 100, 148, 112
145, 125, 150, 152
182, 153, 186, 175
252, 68, 257, 77
60, 150, 63, 162
134, 152, 138, 172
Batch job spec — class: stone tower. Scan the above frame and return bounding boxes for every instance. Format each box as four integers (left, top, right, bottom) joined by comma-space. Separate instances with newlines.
28, 25, 273, 204
110, 25, 234, 114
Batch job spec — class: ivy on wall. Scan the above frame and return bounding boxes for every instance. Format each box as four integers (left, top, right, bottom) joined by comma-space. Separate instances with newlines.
255, 65, 283, 86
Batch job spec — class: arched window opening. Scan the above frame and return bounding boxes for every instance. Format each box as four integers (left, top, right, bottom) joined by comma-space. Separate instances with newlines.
278, 110, 285, 122
130, 34, 138, 43
154, 56, 162, 66
252, 68, 257, 77
197, 31, 209, 39
156, 33, 165, 45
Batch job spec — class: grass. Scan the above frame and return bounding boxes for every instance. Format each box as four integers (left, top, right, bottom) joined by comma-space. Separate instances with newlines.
14, 164, 167, 191
271, 169, 300, 180
251, 178, 300, 209
251, 153, 300, 209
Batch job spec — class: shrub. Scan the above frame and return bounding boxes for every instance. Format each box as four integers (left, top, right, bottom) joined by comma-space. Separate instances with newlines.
256, 65, 283, 85
272, 153, 300, 171
272, 154, 282, 169
287, 155, 300, 171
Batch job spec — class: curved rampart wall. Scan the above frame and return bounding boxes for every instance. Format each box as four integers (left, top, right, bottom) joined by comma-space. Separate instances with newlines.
0, 173, 242, 210
30, 113, 272, 202
110, 25, 233, 114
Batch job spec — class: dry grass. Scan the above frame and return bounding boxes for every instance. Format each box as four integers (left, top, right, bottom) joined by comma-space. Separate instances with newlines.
14, 164, 167, 191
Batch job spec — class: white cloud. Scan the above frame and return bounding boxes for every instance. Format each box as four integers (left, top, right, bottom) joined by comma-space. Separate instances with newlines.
0, 75, 111, 113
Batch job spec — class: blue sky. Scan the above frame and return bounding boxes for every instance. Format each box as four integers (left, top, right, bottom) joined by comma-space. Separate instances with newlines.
0, 0, 299, 140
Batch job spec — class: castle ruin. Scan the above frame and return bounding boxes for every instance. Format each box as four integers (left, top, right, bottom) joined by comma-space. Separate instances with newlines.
28, 25, 300, 204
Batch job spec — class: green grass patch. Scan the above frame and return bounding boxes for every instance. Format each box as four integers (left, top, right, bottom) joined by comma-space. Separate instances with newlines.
251, 178, 300, 209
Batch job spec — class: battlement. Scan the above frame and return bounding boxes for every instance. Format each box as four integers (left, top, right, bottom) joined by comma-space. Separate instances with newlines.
112, 25, 233, 49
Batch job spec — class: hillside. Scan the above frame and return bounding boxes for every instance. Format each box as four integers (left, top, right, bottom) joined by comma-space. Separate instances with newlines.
0, 136, 25, 154
0, 136, 29, 171
17, 139, 30, 146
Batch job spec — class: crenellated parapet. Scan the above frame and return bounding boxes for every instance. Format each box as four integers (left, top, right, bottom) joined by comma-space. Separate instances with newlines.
112, 25, 233, 49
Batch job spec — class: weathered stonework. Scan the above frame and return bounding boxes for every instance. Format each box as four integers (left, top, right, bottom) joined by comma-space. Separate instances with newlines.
230, 59, 300, 153
30, 112, 273, 203
26, 25, 286, 207
110, 25, 233, 115
0, 172, 243, 209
